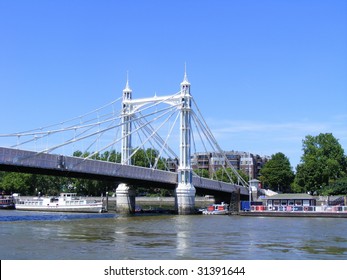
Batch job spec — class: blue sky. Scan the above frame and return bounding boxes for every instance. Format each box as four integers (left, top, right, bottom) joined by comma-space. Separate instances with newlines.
0, 0, 346, 168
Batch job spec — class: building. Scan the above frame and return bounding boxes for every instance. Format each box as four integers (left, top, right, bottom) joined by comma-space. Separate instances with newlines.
191, 151, 270, 179
263, 193, 316, 211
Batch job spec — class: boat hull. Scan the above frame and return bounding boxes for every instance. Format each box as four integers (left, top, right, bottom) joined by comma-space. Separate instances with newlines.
0, 198, 16, 210
15, 204, 104, 213
0, 204, 15, 210
202, 210, 228, 215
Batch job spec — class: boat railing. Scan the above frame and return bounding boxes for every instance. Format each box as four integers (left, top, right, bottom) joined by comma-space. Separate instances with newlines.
250, 205, 347, 213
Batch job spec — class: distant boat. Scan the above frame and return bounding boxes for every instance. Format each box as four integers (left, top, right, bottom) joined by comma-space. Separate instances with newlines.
15, 193, 105, 213
0, 194, 15, 210
202, 202, 229, 215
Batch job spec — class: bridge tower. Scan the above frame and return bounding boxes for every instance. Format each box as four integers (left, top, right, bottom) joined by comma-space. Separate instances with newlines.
116, 71, 196, 214
115, 77, 136, 213
175, 71, 196, 214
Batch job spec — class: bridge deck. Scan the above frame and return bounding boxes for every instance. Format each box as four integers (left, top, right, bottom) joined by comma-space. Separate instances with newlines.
0, 147, 248, 195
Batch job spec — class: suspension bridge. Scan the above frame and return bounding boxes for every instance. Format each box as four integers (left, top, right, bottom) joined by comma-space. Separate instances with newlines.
0, 71, 249, 214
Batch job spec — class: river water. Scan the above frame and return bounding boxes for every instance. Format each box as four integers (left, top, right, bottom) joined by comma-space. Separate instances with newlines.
0, 210, 346, 260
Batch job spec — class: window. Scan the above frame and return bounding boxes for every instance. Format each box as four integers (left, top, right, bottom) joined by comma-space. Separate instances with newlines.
303, 200, 310, 206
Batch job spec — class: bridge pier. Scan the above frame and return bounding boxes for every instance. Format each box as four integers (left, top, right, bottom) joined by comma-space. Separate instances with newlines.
175, 183, 196, 214
115, 183, 136, 214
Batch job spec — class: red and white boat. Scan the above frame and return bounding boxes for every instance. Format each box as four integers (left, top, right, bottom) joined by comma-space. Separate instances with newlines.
202, 202, 229, 215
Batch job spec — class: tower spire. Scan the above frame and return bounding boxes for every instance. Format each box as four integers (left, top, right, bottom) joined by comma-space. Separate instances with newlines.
124, 71, 131, 92
123, 71, 132, 100
181, 63, 190, 87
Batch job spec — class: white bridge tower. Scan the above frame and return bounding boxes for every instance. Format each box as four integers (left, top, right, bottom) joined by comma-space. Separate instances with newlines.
116, 71, 196, 214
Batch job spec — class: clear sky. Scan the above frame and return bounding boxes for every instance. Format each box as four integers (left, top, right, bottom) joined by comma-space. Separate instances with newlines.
0, 0, 346, 168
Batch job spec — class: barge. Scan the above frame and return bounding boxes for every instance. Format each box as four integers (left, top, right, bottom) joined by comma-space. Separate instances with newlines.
239, 193, 347, 218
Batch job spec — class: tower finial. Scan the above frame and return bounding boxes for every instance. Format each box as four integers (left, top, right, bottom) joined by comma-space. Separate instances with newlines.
181, 63, 190, 86
126, 71, 130, 89
123, 71, 132, 94
184, 62, 188, 82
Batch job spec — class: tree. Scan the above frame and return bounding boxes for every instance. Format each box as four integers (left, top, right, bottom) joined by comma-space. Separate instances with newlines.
0, 172, 35, 194
294, 133, 346, 194
259, 152, 294, 192
214, 167, 249, 184
194, 168, 209, 178
321, 176, 347, 195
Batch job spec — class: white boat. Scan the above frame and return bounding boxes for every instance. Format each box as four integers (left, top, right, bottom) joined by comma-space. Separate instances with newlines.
202, 202, 229, 215
15, 193, 105, 213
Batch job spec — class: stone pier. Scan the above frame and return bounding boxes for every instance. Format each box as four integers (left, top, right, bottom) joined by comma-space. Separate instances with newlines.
175, 182, 196, 215
115, 183, 136, 214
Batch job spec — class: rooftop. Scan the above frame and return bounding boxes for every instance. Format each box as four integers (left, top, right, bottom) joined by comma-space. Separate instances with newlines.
264, 193, 315, 200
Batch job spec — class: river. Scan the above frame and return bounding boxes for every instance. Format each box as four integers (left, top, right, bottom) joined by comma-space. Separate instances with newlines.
0, 210, 346, 260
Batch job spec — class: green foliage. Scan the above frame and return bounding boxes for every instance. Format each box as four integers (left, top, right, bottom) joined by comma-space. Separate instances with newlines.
132, 148, 166, 169
194, 168, 209, 178
320, 176, 347, 195
260, 153, 294, 192
0, 172, 70, 195
259, 152, 294, 192
213, 167, 248, 184
294, 133, 346, 194
0, 172, 34, 194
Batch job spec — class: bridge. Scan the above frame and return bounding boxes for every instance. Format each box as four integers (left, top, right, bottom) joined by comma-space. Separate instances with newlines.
0, 71, 250, 214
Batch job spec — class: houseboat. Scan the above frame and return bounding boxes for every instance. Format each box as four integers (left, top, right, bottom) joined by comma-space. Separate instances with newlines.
240, 193, 347, 218
0, 194, 15, 209
202, 202, 229, 215
15, 193, 105, 213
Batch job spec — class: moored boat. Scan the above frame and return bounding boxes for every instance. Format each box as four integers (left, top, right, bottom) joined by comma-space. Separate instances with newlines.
0, 193, 15, 210
202, 202, 229, 215
15, 193, 106, 213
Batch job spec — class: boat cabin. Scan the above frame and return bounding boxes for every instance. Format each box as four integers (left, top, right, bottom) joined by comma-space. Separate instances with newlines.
60, 193, 78, 201
264, 193, 316, 211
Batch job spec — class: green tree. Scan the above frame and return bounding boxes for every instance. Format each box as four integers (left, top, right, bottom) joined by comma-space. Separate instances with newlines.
213, 167, 248, 184
0, 172, 35, 194
194, 168, 210, 178
294, 133, 346, 194
100, 150, 121, 163
132, 148, 166, 170
259, 152, 294, 192
321, 176, 347, 195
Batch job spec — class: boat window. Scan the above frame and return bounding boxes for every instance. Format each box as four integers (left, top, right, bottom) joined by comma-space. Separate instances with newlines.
288, 200, 294, 206
281, 200, 287, 206
273, 200, 280, 206
295, 200, 302, 206
303, 200, 310, 206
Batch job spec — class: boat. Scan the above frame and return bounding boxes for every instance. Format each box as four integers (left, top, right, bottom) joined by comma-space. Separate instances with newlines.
239, 194, 347, 218
15, 193, 106, 213
202, 202, 229, 215
0, 193, 15, 209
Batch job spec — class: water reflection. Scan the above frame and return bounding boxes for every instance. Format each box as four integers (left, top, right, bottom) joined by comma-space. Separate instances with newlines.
172, 216, 191, 258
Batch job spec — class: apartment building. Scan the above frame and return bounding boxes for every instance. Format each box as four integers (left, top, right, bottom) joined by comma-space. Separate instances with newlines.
191, 151, 269, 179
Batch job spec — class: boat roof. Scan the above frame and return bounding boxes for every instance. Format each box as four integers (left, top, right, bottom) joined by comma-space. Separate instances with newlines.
263, 193, 315, 200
